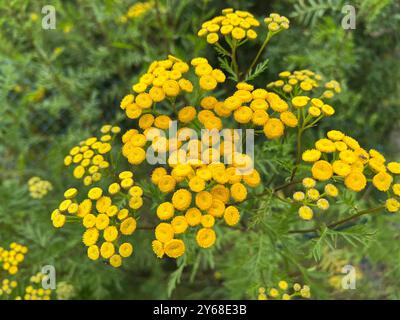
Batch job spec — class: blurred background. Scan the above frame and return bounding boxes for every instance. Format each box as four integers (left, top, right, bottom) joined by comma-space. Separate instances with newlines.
0, 0, 399, 299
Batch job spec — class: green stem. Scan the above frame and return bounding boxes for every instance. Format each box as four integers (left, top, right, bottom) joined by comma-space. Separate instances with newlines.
288, 206, 385, 234
290, 125, 304, 182
231, 43, 240, 80
246, 32, 272, 77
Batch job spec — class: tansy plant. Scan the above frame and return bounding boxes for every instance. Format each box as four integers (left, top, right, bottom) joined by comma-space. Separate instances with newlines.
49, 7, 399, 295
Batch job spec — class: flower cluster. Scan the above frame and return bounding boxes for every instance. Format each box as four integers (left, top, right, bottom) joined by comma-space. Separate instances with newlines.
267, 69, 323, 93
63, 125, 121, 185
120, 1, 154, 22
192, 57, 226, 91
56, 281, 75, 300
18, 272, 52, 300
0, 242, 28, 275
293, 177, 339, 220
198, 8, 260, 43
28, 177, 52, 199
150, 160, 261, 258
0, 278, 18, 298
51, 172, 140, 267
121, 55, 193, 120
302, 130, 400, 213
263, 13, 290, 32
258, 280, 310, 300
223, 82, 298, 139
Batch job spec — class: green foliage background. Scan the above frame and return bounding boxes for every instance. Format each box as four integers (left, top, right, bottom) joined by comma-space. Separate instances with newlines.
0, 0, 399, 299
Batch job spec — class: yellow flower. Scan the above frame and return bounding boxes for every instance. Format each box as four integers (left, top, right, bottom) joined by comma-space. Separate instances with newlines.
172, 189, 192, 211
152, 240, 164, 258
83, 214, 96, 228
119, 242, 133, 258
139, 114, 155, 129
302, 177, 316, 188
171, 216, 188, 234
206, 199, 225, 218
298, 206, 313, 220
280, 111, 298, 127
308, 106, 321, 117
252, 110, 269, 126
195, 63, 212, 76
302, 149, 321, 162
263, 118, 284, 139
224, 206, 240, 226
73, 166, 85, 179
151, 167, 167, 184
269, 288, 279, 297
393, 184, 400, 196
368, 157, 386, 173
103, 226, 118, 242
188, 176, 206, 192
154, 115, 172, 129
127, 147, 146, 165
196, 228, 216, 248
231, 27, 246, 39
332, 160, 351, 177
293, 191, 305, 201
87, 245, 99, 260
155, 223, 174, 243
372, 172, 393, 192
307, 188, 320, 201
157, 202, 175, 220
207, 33, 219, 44
230, 182, 247, 202
201, 214, 215, 228
211, 69, 226, 83
59, 199, 72, 212
100, 242, 115, 259
386, 198, 399, 213
344, 172, 367, 192
199, 75, 218, 90
324, 184, 339, 197
95, 213, 110, 230
185, 208, 202, 226
108, 183, 121, 195
129, 195, 143, 210
234, 106, 253, 124
279, 281, 288, 290
317, 198, 329, 210
321, 104, 335, 116
135, 92, 153, 108
149, 86, 166, 102
64, 188, 78, 199
164, 239, 185, 258
117, 209, 129, 220
315, 139, 336, 153
195, 191, 213, 210
211, 184, 230, 203
52, 214, 66, 228
163, 80, 180, 97
109, 254, 122, 268
120, 217, 137, 235
327, 130, 344, 141
311, 160, 333, 181
88, 187, 103, 200
339, 150, 357, 164
82, 228, 99, 246
387, 162, 400, 174
178, 106, 197, 123
291, 96, 310, 108
96, 196, 112, 214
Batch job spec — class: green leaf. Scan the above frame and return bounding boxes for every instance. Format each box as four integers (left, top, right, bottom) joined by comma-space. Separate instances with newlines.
245, 59, 269, 81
